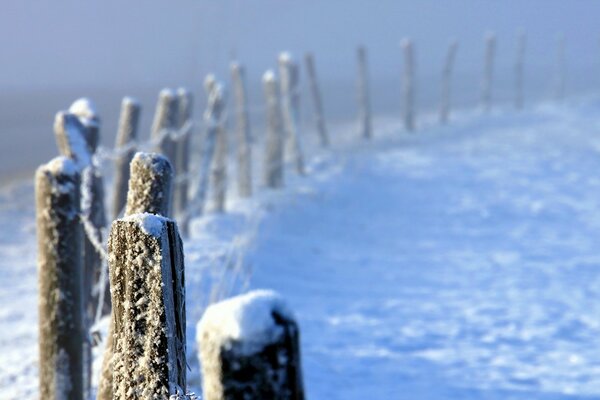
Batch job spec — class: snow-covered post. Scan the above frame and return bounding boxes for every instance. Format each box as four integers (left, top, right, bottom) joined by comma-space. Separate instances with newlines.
69, 98, 100, 154
278, 52, 305, 175
263, 70, 285, 189
210, 80, 228, 213
401, 38, 416, 131
357, 45, 372, 139
174, 88, 194, 235
440, 40, 458, 124
151, 89, 179, 165
108, 214, 186, 399
515, 31, 526, 110
555, 33, 566, 101
231, 62, 253, 198
198, 290, 304, 400
481, 32, 496, 112
304, 52, 329, 147
111, 97, 141, 220
36, 156, 85, 400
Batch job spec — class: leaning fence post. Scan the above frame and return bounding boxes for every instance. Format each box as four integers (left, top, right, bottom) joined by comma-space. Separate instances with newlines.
111, 97, 141, 221
481, 32, 496, 112
440, 40, 458, 124
263, 70, 285, 189
357, 46, 372, 139
278, 52, 305, 175
515, 31, 526, 110
198, 290, 304, 400
36, 156, 85, 400
231, 62, 253, 198
401, 38, 416, 131
304, 52, 329, 147
174, 88, 194, 235
555, 33, 566, 101
151, 89, 179, 165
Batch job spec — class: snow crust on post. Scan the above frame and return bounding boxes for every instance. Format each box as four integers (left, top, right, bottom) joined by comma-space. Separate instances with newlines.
263, 70, 285, 189
151, 88, 179, 164
440, 40, 458, 124
231, 62, 253, 198
481, 32, 496, 113
304, 52, 329, 147
36, 156, 84, 400
357, 45, 372, 139
111, 97, 141, 220
125, 152, 173, 217
174, 88, 194, 235
69, 97, 100, 154
198, 290, 304, 400
278, 52, 305, 175
401, 38, 416, 131
54, 111, 92, 168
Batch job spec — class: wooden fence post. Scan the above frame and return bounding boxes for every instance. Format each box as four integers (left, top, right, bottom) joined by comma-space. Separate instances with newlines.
210, 81, 229, 213
263, 70, 285, 189
174, 88, 194, 235
278, 53, 305, 175
69, 98, 100, 154
36, 156, 85, 400
481, 32, 496, 112
198, 290, 304, 400
151, 89, 179, 165
231, 62, 253, 198
304, 52, 329, 147
401, 38, 416, 131
357, 46, 372, 139
515, 31, 526, 110
440, 40, 458, 124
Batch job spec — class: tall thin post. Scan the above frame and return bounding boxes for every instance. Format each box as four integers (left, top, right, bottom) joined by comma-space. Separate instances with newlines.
174, 88, 194, 235
401, 38, 416, 131
357, 46, 372, 139
555, 33, 566, 101
515, 31, 526, 110
231, 62, 253, 198
151, 89, 179, 165
36, 156, 84, 400
481, 32, 496, 112
440, 40, 458, 124
304, 52, 329, 146
263, 70, 285, 189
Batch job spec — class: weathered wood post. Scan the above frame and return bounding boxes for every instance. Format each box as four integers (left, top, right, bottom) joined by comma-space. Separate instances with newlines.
151, 88, 179, 165
98, 152, 175, 400
440, 40, 458, 124
111, 97, 141, 220
515, 31, 526, 110
304, 52, 329, 147
174, 88, 194, 235
278, 52, 305, 175
357, 45, 372, 139
481, 32, 496, 112
36, 156, 85, 400
263, 70, 285, 188
198, 290, 304, 400
231, 62, 253, 198
69, 98, 100, 154
209, 79, 228, 213
555, 33, 566, 101
401, 38, 416, 131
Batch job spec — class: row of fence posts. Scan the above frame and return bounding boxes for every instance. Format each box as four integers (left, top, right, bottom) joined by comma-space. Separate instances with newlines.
36, 31, 570, 399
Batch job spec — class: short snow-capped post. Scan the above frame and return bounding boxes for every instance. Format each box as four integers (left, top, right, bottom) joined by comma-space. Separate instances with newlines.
36, 156, 85, 400
401, 38, 416, 131
263, 70, 285, 189
304, 52, 329, 147
112, 97, 141, 220
481, 32, 496, 113
278, 52, 305, 175
198, 290, 305, 400
231, 62, 253, 198
440, 40, 458, 124
151, 88, 179, 165
357, 45, 372, 139
174, 88, 194, 235
515, 31, 526, 110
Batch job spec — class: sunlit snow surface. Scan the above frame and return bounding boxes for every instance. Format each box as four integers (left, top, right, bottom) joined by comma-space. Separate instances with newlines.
3, 100, 600, 399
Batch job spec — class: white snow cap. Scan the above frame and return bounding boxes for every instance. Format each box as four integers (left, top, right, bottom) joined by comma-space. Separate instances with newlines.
279, 51, 293, 64
45, 156, 79, 177
263, 69, 276, 83
159, 88, 176, 100
122, 212, 169, 237
197, 289, 294, 354
122, 96, 141, 107
69, 97, 99, 126
204, 74, 217, 93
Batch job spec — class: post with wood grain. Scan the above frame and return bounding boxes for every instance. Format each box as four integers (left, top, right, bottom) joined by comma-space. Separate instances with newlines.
151, 89, 179, 165
174, 88, 194, 235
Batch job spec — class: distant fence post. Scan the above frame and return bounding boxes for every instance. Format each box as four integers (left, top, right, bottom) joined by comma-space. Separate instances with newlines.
263, 70, 285, 188
174, 88, 194, 235
151, 89, 179, 165
304, 52, 329, 147
278, 53, 305, 175
231, 62, 253, 198
440, 40, 458, 124
198, 290, 304, 400
401, 38, 416, 131
211, 82, 229, 213
555, 33, 566, 101
481, 32, 496, 112
36, 156, 84, 400
357, 46, 372, 139
112, 97, 141, 221
515, 31, 526, 110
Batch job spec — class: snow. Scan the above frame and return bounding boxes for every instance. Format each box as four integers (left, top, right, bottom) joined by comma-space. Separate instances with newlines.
263, 69, 276, 83
69, 97, 99, 127
197, 289, 292, 355
54, 111, 92, 168
44, 156, 78, 177
121, 212, 169, 237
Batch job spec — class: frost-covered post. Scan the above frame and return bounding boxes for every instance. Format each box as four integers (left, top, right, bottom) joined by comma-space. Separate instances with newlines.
481, 32, 496, 112
151, 89, 179, 165
111, 97, 141, 220
69, 98, 100, 155
198, 290, 304, 400
278, 53, 305, 175
440, 40, 458, 124
36, 157, 85, 400
209, 80, 228, 213
174, 88, 194, 235
515, 31, 526, 110
263, 70, 285, 188
304, 52, 329, 147
555, 33, 566, 101
231, 62, 253, 198
357, 46, 372, 139
401, 38, 416, 131
108, 214, 186, 399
